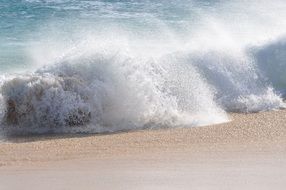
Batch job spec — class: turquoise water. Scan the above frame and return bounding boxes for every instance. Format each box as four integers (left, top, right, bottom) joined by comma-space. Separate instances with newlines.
0, 0, 286, 134
0, 0, 212, 71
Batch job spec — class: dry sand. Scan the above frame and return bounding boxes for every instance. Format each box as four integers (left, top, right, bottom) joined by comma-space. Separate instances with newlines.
0, 110, 286, 190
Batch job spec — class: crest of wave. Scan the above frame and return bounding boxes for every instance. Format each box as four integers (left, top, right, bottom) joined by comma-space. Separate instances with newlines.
0, 37, 227, 134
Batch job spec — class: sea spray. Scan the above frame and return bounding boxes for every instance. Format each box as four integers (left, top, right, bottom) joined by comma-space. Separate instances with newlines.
0, 47, 228, 133
0, 0, 286, 134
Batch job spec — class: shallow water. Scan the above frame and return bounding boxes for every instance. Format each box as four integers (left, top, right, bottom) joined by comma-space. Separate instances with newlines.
0, 0, 286, 133
1, 152, 286, 190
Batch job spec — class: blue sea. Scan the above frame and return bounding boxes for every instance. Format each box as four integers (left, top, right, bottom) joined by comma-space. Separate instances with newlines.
0, 0, 286, 134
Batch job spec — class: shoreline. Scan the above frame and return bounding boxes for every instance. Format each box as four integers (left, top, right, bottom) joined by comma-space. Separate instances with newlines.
1, 110, 286, 167
1, 110, 286, 189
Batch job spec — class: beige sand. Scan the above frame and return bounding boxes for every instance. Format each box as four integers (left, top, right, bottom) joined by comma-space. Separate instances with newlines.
0, 110, 286, 189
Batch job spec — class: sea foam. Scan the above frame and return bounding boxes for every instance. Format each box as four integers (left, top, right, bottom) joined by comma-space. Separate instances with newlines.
0, 0, 286, 134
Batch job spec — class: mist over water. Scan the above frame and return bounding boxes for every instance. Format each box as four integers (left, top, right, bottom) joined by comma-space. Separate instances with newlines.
0, 0, 286, 134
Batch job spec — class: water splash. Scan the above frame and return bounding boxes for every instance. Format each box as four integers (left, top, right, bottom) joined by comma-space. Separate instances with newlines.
0, 0, 286, 134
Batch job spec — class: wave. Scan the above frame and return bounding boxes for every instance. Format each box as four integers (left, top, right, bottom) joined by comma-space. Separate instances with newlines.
1, 0, 286, 135
0, 36, 285, 135
0, 46, 230, 134
253, 37, 286, 95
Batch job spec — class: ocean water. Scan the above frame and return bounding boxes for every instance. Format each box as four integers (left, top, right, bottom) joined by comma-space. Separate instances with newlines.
0, 0, 286, 134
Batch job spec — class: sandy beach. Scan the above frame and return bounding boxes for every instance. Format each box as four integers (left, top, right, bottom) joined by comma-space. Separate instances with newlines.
0, 110, 286, 190
1, 1, 286, 189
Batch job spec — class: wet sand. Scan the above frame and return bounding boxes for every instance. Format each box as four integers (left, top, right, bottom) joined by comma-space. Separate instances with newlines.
0, 110, 286, 189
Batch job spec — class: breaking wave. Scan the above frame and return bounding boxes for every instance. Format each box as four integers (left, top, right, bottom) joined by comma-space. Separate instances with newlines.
0, 0, 286, 134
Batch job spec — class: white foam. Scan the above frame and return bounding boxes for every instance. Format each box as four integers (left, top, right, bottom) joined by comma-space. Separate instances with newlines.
0, 46, 229, 133
1, 0, 286, 134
